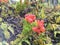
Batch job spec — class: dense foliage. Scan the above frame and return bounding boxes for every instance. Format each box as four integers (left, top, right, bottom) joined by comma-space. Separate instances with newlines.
0, 0, 60, 45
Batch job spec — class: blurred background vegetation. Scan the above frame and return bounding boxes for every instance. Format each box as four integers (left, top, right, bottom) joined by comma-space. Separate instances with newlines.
0, 0, 60, 45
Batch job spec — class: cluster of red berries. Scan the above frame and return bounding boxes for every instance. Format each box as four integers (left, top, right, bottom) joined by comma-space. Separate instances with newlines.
25, 14, 45, 34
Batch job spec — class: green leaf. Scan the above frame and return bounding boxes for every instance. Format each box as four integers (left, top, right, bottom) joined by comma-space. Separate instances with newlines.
22, 20, 32, 35
10, 41, 14, 45
40, 8, 46, 19
56, 16, 60, 23
0, 18, 2, 22
52, 24, 57, 30
4, 31, 10, 39
1, 22, 8, 30
8, 10, 12, 14
31, 21, 37, 27
46, 23, 53, 30
54, 31, 60, 38
8, 26, 14, 34
13, 38, 20, 45
16, 2, 27, 13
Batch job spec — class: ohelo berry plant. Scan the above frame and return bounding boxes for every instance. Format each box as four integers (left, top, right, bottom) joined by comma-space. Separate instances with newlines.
14, 14, 46, 45
0, 0, 60, 45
